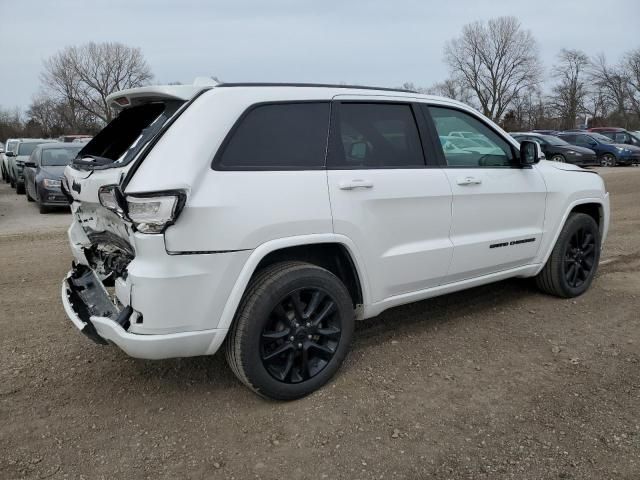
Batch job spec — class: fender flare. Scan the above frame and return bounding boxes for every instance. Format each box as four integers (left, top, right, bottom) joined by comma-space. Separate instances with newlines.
534, 196, 608, 274
216, 233, 371, 331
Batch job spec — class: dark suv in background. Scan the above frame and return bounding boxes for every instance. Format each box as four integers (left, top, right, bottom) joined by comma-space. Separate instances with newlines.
557, 131, 640, 166
588, 127, 640, 148
511, 132, 598, 166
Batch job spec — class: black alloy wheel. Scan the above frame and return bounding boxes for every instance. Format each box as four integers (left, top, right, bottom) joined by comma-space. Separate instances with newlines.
563, 226, 597, 289
260, 287, 341, 384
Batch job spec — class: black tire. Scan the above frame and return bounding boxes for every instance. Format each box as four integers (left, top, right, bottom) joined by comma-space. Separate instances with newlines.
225, 261, 355, 400
26, 186, 34, 202
38, 203, 50, 214
535, 213, 600, 298
551, 154, 565, 163
15, 182, 25, 194
9, 176, 15, 188
599, 153, 616, 167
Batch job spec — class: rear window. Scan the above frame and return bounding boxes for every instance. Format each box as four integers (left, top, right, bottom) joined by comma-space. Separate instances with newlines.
216, 102, 330, 170
17, 142, 44, 156
76, 101, 183, 168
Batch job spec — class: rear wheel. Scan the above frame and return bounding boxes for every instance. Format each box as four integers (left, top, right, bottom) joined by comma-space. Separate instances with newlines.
535, 213, 600, 298
226, 261, 354, 400
15, 182, 25, 194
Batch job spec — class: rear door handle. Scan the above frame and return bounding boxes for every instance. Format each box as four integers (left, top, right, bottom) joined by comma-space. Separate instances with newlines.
339, 179, 374, 190
456, 176, 482, 186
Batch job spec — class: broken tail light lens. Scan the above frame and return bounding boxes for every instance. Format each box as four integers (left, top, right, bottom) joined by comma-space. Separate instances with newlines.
125, 190, 186, 234
98, 185, 126, 217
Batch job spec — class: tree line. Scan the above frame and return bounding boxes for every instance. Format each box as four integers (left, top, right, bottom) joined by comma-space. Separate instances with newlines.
404, 16, 640, 132
2, 16, 639, 142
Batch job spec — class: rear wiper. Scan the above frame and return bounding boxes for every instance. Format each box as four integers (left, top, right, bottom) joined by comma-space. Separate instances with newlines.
72, 155, 114, 167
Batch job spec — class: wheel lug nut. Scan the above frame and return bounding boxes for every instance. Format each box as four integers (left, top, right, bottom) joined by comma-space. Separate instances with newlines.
289, 336, 295, 341
306, 322, 311, 327
297, 343, 302, 348
307, 334, 312, 339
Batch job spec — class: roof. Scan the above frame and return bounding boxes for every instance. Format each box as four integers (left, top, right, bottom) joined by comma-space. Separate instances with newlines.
38, 142, 82, 150
216, 82, 417, 94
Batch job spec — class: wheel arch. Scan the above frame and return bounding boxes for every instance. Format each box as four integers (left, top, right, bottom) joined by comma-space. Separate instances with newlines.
217, 234, 370, 332
535, 197, 608, 274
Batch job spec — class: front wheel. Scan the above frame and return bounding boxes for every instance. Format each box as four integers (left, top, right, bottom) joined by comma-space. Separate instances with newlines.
551, 154, 565, 163
600, 153, 616, 167
535, 213, 600, 298
226, 261, 355, 400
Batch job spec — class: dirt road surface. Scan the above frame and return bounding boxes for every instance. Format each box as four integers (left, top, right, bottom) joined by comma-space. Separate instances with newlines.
1, 168, 638, 479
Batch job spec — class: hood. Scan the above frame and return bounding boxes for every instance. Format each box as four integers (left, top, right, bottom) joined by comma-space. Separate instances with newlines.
40, 166, 67, 178
614, 143, 640, 152
545, 161, 596, 173
557, 145, 595, 155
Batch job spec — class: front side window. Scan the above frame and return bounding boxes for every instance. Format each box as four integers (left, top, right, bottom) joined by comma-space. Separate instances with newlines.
575, 135, 596, 147
217, 102, 330, 170
328, 103, 425, 169
6, 140, 18, 153
427, 107, 515, 167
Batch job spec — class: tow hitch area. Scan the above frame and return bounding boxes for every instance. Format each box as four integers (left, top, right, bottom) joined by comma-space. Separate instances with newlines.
63, 264, 132, 345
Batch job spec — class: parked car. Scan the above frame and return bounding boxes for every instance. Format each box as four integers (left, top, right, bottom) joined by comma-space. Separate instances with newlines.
510, 132, 598, 166
61, 82, 609, 400
57, 134, 93, 143
557, 131, 640, 166
532, 129, 560, 135
7, 139, 52, 192
1, 138, 19, 182
588, 127, 640, 148
23, 142, 82, 213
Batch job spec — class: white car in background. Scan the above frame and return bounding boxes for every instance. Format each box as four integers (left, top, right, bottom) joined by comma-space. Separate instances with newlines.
61, 82, 609, 400
2, 138, 19, 183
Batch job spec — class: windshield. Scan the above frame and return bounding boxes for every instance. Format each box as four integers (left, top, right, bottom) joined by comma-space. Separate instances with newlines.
541, 135, 570, 146
42, 147, 82, 166
590, 133, 613, 143
17, 142, 44, 156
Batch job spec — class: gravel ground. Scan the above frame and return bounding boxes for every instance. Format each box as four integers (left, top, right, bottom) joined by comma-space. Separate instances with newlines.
0, 168, 639, 479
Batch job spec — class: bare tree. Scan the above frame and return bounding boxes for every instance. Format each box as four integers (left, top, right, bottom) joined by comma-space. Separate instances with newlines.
589, 54, 631, 127
444, 16, 541, 122
548, 49, 589, 129
427, 78, 474, 104
623, 48, 640, 121
41, 42, 153, 124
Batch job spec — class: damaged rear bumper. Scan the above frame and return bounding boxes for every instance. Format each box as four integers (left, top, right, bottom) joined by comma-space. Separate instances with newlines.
61, 264, 226, 359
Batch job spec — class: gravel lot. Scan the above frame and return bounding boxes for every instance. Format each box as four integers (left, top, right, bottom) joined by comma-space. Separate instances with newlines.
1, 168, 639, 479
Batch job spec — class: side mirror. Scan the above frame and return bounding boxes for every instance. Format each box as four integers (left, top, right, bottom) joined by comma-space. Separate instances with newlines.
519, 140, 539, 166
5, 151, 15, 157
24, 161, 36, 168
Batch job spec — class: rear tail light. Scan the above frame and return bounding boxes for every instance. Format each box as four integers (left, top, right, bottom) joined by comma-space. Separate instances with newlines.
98, 185, 186, 234
126, 191, 186, 233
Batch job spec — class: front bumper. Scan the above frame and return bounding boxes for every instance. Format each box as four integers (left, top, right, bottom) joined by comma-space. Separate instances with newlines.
38, 186, 68, 205
61, 263, 227, 359
618, 153, 640, 165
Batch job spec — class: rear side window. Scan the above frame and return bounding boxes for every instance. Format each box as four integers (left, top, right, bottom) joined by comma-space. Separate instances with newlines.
78, 101, 183, 166
328, 103, 425, 169
216, 102, 330, 170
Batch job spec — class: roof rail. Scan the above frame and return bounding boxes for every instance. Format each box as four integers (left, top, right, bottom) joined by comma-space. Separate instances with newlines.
215, 82, 418, 94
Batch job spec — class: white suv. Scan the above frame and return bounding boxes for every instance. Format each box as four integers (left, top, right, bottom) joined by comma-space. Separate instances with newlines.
61, 82, 610, 400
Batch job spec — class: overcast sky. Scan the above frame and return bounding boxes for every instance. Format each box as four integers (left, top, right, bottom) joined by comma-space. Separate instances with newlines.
1, 0, 638, 110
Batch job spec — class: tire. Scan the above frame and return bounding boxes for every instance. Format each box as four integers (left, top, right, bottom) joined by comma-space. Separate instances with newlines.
9, 176, 15, 188
16, 181, 25, 194
26, 186, 34, 202
225, 261, 355, 400
535, 213, 601, 298
551, 154, 565, 163
38, 203, 50, 214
